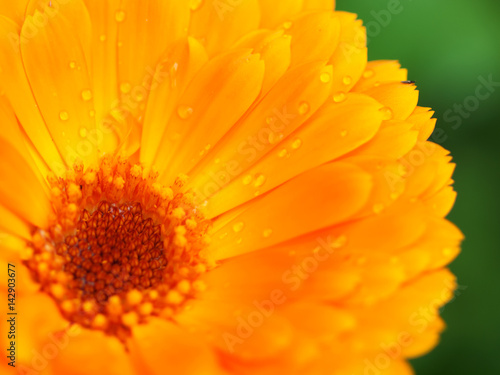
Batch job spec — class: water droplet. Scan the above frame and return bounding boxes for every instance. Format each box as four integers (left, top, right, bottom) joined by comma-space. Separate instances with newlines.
242, 175, 252, 185
253, 174, 266, 188
283, 21, 293, 30
363, 70, 374, 79
69, 61, 76, 69
59, 111, 69, 121
89, 110, 95, 118
330, 235, 347, 249
219, 232, 228, 240
263, 229, 273, 238
265, 116, 275, 126
99, 35, 107, 42
320, 72, 331, 83
333, 92, 346, 103
214, 158, 220, 164
177, 105, 193, 119
120, 83, 131, 94
81, 89, 92, 101
189, 0, 203, 10
79, 128, 87, 138
374, 81, 381, 87
115, 10, 126, 22
236, 238, 243, 244
380, 107, 393, 120
343, 76, 352, 86
117, 41, 124, 48
233, 222, 244, 233
298, 101, 310, 115
373, 204, 385, 214
340, 130, 348, 137
291, 139, 302, 149
134, 91, 146, 102
278, 149, 288, 158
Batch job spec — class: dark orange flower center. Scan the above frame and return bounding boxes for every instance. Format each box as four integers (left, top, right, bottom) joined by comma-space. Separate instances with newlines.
23, 156, 212, 340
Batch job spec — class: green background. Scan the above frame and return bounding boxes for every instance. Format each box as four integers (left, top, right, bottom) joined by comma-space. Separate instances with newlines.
336, 0, 500, 373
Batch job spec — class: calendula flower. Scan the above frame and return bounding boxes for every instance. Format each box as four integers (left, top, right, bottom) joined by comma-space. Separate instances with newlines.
0, 0, 462, 374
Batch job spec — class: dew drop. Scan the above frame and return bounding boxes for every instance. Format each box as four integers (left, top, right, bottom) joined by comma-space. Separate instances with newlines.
363, 70, 374, 79
333, 92, 346, 103
99, 35, 107, 42
253, 174, 266, 188
233, 222, 244, 233
115, 10, 126, 22
263, 229, 273, 238
89, 110, 96, 118
79, 128, 88, 138
340, 130, 348, 137
380, 107, 393, 120
343, 76, 352, 86
177, 105, 193, 120
219, 232, 228, 240
283, 21, 293, 30
330, 235, 347, 249
189, 0, 203, 11
69, 61, 76, 69
278, 149, 288, 158
265, 116, 275, 126
59, 111, 69, 121
120, 83, 131, 94
320, 72, 331, 83
291, 139, 302, 149
242, 175, 252, 185
298, 101, 310, 115
81, 89, 92, 102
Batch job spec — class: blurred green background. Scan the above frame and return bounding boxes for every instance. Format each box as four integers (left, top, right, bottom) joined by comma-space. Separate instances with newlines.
336, 0, 500, 373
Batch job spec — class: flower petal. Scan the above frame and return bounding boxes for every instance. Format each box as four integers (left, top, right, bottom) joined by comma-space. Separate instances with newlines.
155, 49, 265, 183
210, 162, 372, 260
0, 138, 50, 228
189, 0, 260, 56
0, 15, 66, 173
205, 93, 384, 217
130, 318, 221, 375
21, 0, 98, 167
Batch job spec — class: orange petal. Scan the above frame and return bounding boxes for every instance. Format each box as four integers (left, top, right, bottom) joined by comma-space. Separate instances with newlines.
0, 138, 50, 228
21, 0, 98, 167
140, 37, 208, 167
130, 318, 220, 375
116, 0, 190, 120
353, 60, 408, 92
188, 61, 332, 203
189, 0, 260, 56
234, 29, 292, 96
210, 162, 373, 260
287, 11, 341, 68
406, 107, 436, 141
205, 93, 384, 217
0, 16, 66, 174
156, 49, 265, 183
364, 82, 419, 120
329, 12, 368, 94
51, 329, 135, 375
83, 0, 122, 154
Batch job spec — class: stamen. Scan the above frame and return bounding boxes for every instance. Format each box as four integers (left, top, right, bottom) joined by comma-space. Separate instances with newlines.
24, 156, 212, 339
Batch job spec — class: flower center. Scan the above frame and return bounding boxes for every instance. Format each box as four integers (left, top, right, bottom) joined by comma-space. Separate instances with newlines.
23, 156, 211, 340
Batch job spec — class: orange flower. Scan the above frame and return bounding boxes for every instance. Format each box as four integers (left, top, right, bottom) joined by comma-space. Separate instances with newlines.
0, 1, 462, 374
